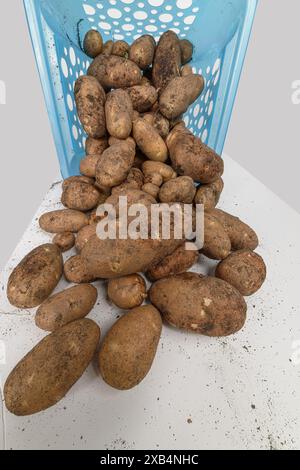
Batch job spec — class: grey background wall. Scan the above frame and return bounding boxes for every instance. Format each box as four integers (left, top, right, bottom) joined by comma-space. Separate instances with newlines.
0, 0, 299, 269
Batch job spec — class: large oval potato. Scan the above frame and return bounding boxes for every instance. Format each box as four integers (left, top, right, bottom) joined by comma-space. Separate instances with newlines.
35, 284, 98, 332
129, 35, 156, 70
74, 76, 106, 138
39, 209, 89, 234
128, 85, 158, 113
88, 54, 142, 89
4, 319, 100, 416
99, 305, 162, 390
61, 181, 101, 212
107, 274, 147, 309
202, 213, 232, 260
216, 249, 267, 296
133, 118, 168, 163
159, 75, 204, 119
152, 31, 181, 91
150, 273, 247, 337
96, 141, 135, 190
209, 209, 259, 251
7, 244, 63, 309
147, 244, 199, 281
105, 89, 133, 139
159, 176, 196, 204
166, 125, 224, 184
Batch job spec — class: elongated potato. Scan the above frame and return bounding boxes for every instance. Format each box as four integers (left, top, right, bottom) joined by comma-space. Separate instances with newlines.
166, 125, 224, 184
99, 305, 162, 390
96, 141, 135, 190
153, 31, 181, 91
150, 273, 247, 337
209, 209, 259, 251
39, 210, 89, 233
147, 245, 199, 281
159, 176, 196, 204
74, 76, 106, 138
7, 244, 63, 309
4, 319, 100, 416
53, 232, 75, 252
105, 89, 133, 139
88, 54, 142, 89
133, 118, 168, 162
85, 136, 108, 156
64, 255, 96, 284
216, 250, 267, 296
107, 274, 147, 309
194, 178, 224, 210
202, 213, 231, 260
128, 86, 158, 113
35, 284, 98, 332
62, 181, 100, 212
159, 75, 204, 119
129, 35, 156, 70
76, 224, 96, 252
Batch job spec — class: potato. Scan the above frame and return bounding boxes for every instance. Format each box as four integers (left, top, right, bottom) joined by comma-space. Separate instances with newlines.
216, 250, 267, 296
39, 209, 89, 234
4, 319, 100, 416
127, 86, 158, 113
111, 168, 144, 195
166, 125, 224, 184
74, 76, 106, 138
80, 154, 100, 178
7, 244, 63, 309
133, 118, 168, 162
159, 75, 204, 119
107, 274, 147, 309
129, 35, 156, 70
85, 136, 108, 156
112, 40, 129, 58
142, 183, 160, 199
153, 31, 181, 91
64, 255, 96, 284
142, 161, 177, 183
88, 54, 142, 89
75, 225, 96, 252
159, 176, 196, 204
209, 209, 259, 251
180, 39, 193, 64
181, 64, 193, 76
62, 176, 95, 191
202, 213, 231, 260
194, 178, 224, 210
53, 232, 75, 253
99, 305, 162, 390
35, 284, 98, 332
143, 112, 170, 138
102, 40, 114, 56
83, 30, 103, 58
61, 181, 101, 212
150, 273, 247, 337
96, 141, 135, 190
147, 245, 198, 281
105, 89, 133, 139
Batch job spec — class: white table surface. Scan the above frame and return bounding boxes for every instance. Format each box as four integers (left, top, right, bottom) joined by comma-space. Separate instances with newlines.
0, 155, 300, 450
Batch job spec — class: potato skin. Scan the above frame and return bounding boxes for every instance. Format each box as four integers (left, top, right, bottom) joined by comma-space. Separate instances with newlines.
88, 54, 142, 89
180, 39, 193, 64
153, 31, 181, 91
102, 40, 114, 56
39, 210, 89, 234
133, 118, 168, 163
111, 168, 144, 195
74, 76, 106, 138
128, 86, 158, 113
80, 154, 100, 178
83, 30, 103, 58
216, 250, 267, 296
166, 125, 224, 184
159, 176, 196, 204
62, 181, 100, 212
7, 244, 63, 309
4, 319, 100, 416
194, 178, 224, 210
147, 245, 198, 281
105, 89, 133, 139
76, 224, 96, 252
202, 213, 231, 260
159, 75, 204, 120
112, 40, 129, 58
129, 35, 156, 70
108, 274, 147, 309
150, 273, 247, 337
64, 255, 96, 284
85, 136, 108, 156
63, 176, 95, 191
35, 284, 98, 332
96, 141, 135, 190
209, 209, 259, 251
99, 305, 162, 390
53, 232, 75, 253
143, 112, 170, 138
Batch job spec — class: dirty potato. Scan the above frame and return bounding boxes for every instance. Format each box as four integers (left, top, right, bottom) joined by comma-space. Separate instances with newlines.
64, 255, 96, 284
53, 232, 75, 253
107, 274, 147, 309
194, 178, 224, 210
129, 35, 156, 70
96, 140, 135, 190
105, 89, 133, 139
74, 76, 106, 138
152, 31, 182, 91
85, 136, 108, 156
159, 176, 196, 204
39, 210, 89, 233
112, 40, 129, 58
180, 39, 194, 64
61, 181, 101, 212
88, 54, 142, 89
83, 30, 103, 58
63, 176, 95, 191
202, 212, 231, 260
147, 245, 199, 281
159, 74, 204, 119
143, 112, 170, 138
75, 225, 96, 252
133, 118, 168, 162
102, 40, 114, 56
128, 86, 158, 113
80, 154, 100, 178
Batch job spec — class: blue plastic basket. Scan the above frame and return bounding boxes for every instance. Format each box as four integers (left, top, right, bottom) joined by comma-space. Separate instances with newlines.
24, 0, 257, 179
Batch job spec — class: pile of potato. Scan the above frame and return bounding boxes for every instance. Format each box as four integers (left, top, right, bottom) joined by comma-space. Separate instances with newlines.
4, 30, 266, 416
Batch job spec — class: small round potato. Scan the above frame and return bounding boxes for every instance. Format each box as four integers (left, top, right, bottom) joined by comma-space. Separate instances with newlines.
85, 136, 108, 156
39, 210, 89, 234
35, 284, 98, 332
7, 244, 63, 309
129, 35, 156, 70
112, 40, 129, 57
180, 39, 194, 64
80, 154, 100, 178
108, 274, 147, 309
133, 118, 168, 163
99, 305, 162, 390
53, 232, 75, 253
147, 244, 199, 281
83, 30, 103, 58
64, 255, 96, 284
216, 250, 267, 296
61, 181, 101, 212
74, 76, 106, 139
105, 89, 133, 139
159, 176, 196, 204
202, 213, 231, 260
